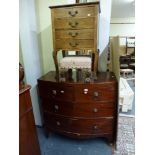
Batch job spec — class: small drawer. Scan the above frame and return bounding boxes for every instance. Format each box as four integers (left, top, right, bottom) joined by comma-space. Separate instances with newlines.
55, 39, 94, 50
38, 82, 74, 101
73, 101, 115, 117
53, 6, 97, 18
71, 117, 114, 134
55, 29, 95, 39
75, 84, 116, 102
44, 113, 113, 134
54, 17, 95, 29
41, 100, 74, 117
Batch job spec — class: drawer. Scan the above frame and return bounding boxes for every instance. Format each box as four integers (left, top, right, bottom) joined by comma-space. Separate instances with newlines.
41, 100, 115, 118
54, 17, 95, 29
73, 101, 115, 117
55, 29, 95, 39
55, 39, 94, 50
41, 100, 74, 117
38, 82, 74, 101
75, 84, 116, 102
53, 6, 97, 18
44, 113, 113, 134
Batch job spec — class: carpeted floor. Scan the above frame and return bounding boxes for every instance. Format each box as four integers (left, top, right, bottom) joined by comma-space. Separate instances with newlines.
37, 116, 135, 155
114, 116, 135, 155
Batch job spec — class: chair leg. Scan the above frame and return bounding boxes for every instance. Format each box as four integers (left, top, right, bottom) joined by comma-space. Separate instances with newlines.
94, 50, 99, 73
53, 50, 59, 73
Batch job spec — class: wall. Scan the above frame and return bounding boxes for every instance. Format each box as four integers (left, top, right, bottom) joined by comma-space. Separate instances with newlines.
110, 17, 135, 46
19, 39, 24, 67
98, 0, 112, 71
20, 0, 42, 125
110, 17, 135, 38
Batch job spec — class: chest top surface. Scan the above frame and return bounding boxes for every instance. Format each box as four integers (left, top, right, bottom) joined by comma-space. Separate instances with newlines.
38, 71, 117, 84
49, 2, 100, 10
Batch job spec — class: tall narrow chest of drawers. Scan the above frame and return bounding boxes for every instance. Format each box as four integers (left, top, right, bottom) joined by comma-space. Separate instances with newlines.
37, 71, 118, 146
49, 2, 100, 73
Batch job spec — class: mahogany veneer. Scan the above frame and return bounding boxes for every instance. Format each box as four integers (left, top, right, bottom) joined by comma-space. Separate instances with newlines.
19, 86, 41, 155
37, 71, 118, 147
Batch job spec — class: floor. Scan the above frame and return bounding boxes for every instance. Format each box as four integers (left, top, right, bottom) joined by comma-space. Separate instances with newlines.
37, 128, 112, 155
37, 116, 135, 155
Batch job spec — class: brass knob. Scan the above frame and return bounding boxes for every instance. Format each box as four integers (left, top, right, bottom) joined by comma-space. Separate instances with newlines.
93, 125, 98, 130
94, 91, 99, 99
56, 121, 60, 126
93, 108, 98, 113
76, 133, 81, 136
54, 105, 59, 110
52, 90, 57, 95
94, 91, 99, 97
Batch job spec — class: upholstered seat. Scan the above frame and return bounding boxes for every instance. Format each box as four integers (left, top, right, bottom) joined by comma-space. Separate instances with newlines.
59, 56, 91, 69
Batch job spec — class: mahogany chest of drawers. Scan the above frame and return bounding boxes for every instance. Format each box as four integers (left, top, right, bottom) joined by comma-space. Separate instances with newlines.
19, 85, 41, 155
49, 2, 100, 73
37, 71, 118, 145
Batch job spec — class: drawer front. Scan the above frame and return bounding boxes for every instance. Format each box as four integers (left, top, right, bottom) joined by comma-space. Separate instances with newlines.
41, 100, 74, 117
75, 84, 116, 102
54, 17, 95, 29
44, 113, 113, 134
38, 82, 74, 101
41, 100, 115, 117
55, 29, 95, 39
53, 6, 97, 18
55, 39, 94, 50
73, 102, 115, 117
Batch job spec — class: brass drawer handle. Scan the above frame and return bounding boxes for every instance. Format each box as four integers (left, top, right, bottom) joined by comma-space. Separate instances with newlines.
54, 105, 59, 110
93, 125, 98, 130
76, 133, 81, 136
56, 121, 60, 126
94, 91, 99, 97
68, 32, 78, 37
93, 108, 98, 113
69, 42, 79, 47
68, 10, 78, 17
52, 90, 57, 95
60, 90, 64, 94
68, 22, 78, 28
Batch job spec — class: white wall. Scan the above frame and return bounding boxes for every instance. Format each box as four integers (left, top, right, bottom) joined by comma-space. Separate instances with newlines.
19, 0, 42, 125
20, 0, 76, 126
110, 17, 135, 37
98, 0, 112, 71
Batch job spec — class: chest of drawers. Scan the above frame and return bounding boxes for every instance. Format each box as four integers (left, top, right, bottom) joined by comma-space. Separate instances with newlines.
49, 2, 100, 73
37, 71, 118, 145
19, 86, 41, 155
